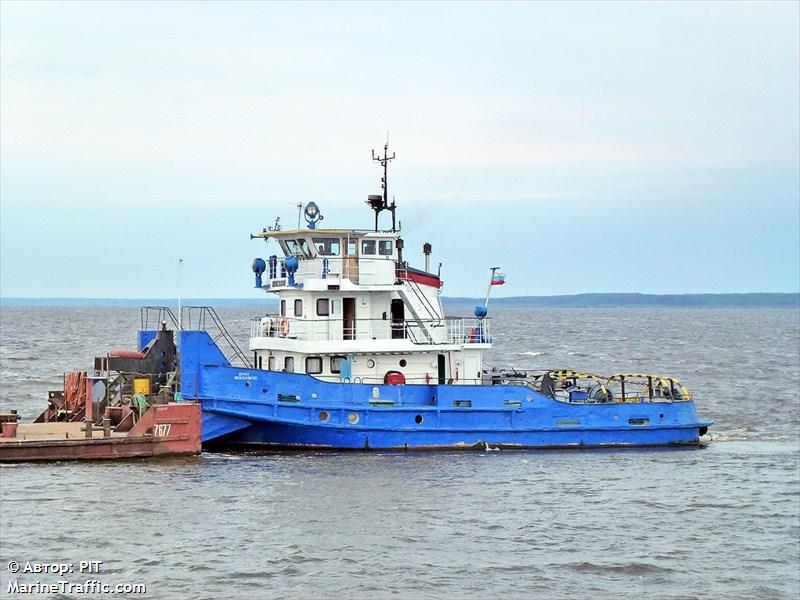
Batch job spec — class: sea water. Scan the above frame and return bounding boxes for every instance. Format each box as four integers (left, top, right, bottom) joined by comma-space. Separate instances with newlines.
1, 307, 798, 599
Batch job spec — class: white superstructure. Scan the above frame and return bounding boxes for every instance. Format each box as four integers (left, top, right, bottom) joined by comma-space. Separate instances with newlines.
249, 225, 491, 386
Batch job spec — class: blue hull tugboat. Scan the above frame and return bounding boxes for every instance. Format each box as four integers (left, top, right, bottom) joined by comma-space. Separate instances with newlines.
168, 144, 712, 450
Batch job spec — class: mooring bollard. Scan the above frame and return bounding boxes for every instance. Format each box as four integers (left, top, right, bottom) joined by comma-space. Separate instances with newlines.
85, 420, 93, 438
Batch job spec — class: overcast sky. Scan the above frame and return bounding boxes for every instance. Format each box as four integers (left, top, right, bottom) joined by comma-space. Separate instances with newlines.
1, 1, 798, 298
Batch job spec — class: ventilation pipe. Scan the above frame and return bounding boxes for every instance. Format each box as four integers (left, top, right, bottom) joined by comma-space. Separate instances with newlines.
423, 243, 432, 272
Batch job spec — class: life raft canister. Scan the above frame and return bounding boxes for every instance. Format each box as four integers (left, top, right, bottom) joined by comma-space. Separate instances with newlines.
384, 371, 405, 385
279, 318, 290, 337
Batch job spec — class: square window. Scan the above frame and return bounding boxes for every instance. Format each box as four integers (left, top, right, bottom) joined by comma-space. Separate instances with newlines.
306, 356, 323, 374
312, 238, 341, 256
331, 299, 341, 315
294, 299, 303, 317
280, 300, 286, 317
316, 298, 330, 316
378, 240, 393, 255
284, 356, 294, 373
330, 356, 347, 374
362, 240, 376, 255
268, 356, 275, 371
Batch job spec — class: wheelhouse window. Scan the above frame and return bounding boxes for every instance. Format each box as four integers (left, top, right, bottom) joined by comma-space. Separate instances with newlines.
280, 300, 286, 316
306, 356, 323, 375
312, 238, 341, 256
284, 239, 312, 258
330, 356, 347, 374
378, 240, 393, 256
316, 298, 330, 316
362, 240, 376, 255
294, 299, 303, 317
284, 356, 294, 373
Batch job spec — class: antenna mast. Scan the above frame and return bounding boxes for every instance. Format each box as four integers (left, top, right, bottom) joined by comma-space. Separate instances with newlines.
369, 138, 397, 231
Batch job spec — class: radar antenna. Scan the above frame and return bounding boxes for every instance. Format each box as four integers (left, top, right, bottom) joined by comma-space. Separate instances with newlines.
368, 139, 397, 232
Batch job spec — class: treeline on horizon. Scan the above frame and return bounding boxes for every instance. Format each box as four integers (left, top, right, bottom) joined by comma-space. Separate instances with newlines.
2, 293, 798, 308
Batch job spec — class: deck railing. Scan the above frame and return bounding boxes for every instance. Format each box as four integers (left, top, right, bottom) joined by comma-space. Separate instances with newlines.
250, 315, 490, 345
262, 256, 397, 287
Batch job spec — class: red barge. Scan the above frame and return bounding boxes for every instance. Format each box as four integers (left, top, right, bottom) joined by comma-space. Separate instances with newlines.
0, 319, 201, 462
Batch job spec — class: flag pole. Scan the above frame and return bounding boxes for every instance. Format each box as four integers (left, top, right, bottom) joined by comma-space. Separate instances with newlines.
177, 258, 183, 330
484, 267, 499, 308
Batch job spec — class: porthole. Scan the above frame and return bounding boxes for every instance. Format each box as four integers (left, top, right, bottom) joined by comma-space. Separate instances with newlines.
319, 411, 330, 423
399, 359, 407, 367
348, 412, 359, 425
414, 414, 423, 424
367, 359, 375, 368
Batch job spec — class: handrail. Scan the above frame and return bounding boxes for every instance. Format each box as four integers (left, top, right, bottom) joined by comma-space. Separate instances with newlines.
251, 315, 490, 345
485, 369, 693, 404
397, 265, 442, 325
141, 306, 180, 330
183, 306, 252, 368
263, 255, 434, 288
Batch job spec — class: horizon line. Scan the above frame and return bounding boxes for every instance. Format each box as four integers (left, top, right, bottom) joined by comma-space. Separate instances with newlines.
2, 292, 798, 301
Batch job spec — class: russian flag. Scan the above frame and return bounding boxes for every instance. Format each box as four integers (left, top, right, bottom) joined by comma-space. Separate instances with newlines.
491, 271, 506, 286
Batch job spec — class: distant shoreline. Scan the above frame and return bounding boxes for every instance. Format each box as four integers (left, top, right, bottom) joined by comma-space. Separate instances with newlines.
2, 293, 797, 309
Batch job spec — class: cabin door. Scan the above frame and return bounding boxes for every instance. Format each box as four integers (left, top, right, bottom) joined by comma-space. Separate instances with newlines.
343, 297, 356, 340
437, 354, 446, 385
464, 355, 482, 384
390, 299, 405, 339
343, 238, 359, 284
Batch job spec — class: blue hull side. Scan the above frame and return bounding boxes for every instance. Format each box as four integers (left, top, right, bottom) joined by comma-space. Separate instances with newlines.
191, 365, 712, 450
210, 417, 705, 450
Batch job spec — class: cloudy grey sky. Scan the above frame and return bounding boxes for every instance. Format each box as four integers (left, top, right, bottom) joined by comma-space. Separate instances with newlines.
1, 1, 798, 298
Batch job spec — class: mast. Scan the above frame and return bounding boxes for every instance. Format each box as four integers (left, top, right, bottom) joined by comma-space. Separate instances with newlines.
369, 138, 397, 231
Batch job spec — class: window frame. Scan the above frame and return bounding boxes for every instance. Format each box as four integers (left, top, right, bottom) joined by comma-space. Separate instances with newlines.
361, 239, 376, 255
305, 356, 323, 375
280, 299, 286, 317
284, 356, 294, 373
316, 298, 330, 316
312, 237, 341, 256
294, 299, 303, 317
330, 355, 347, 374
378, 240, 394, 256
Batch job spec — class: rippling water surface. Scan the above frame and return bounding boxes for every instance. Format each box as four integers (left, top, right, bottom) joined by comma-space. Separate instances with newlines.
1, 307, 798, 599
